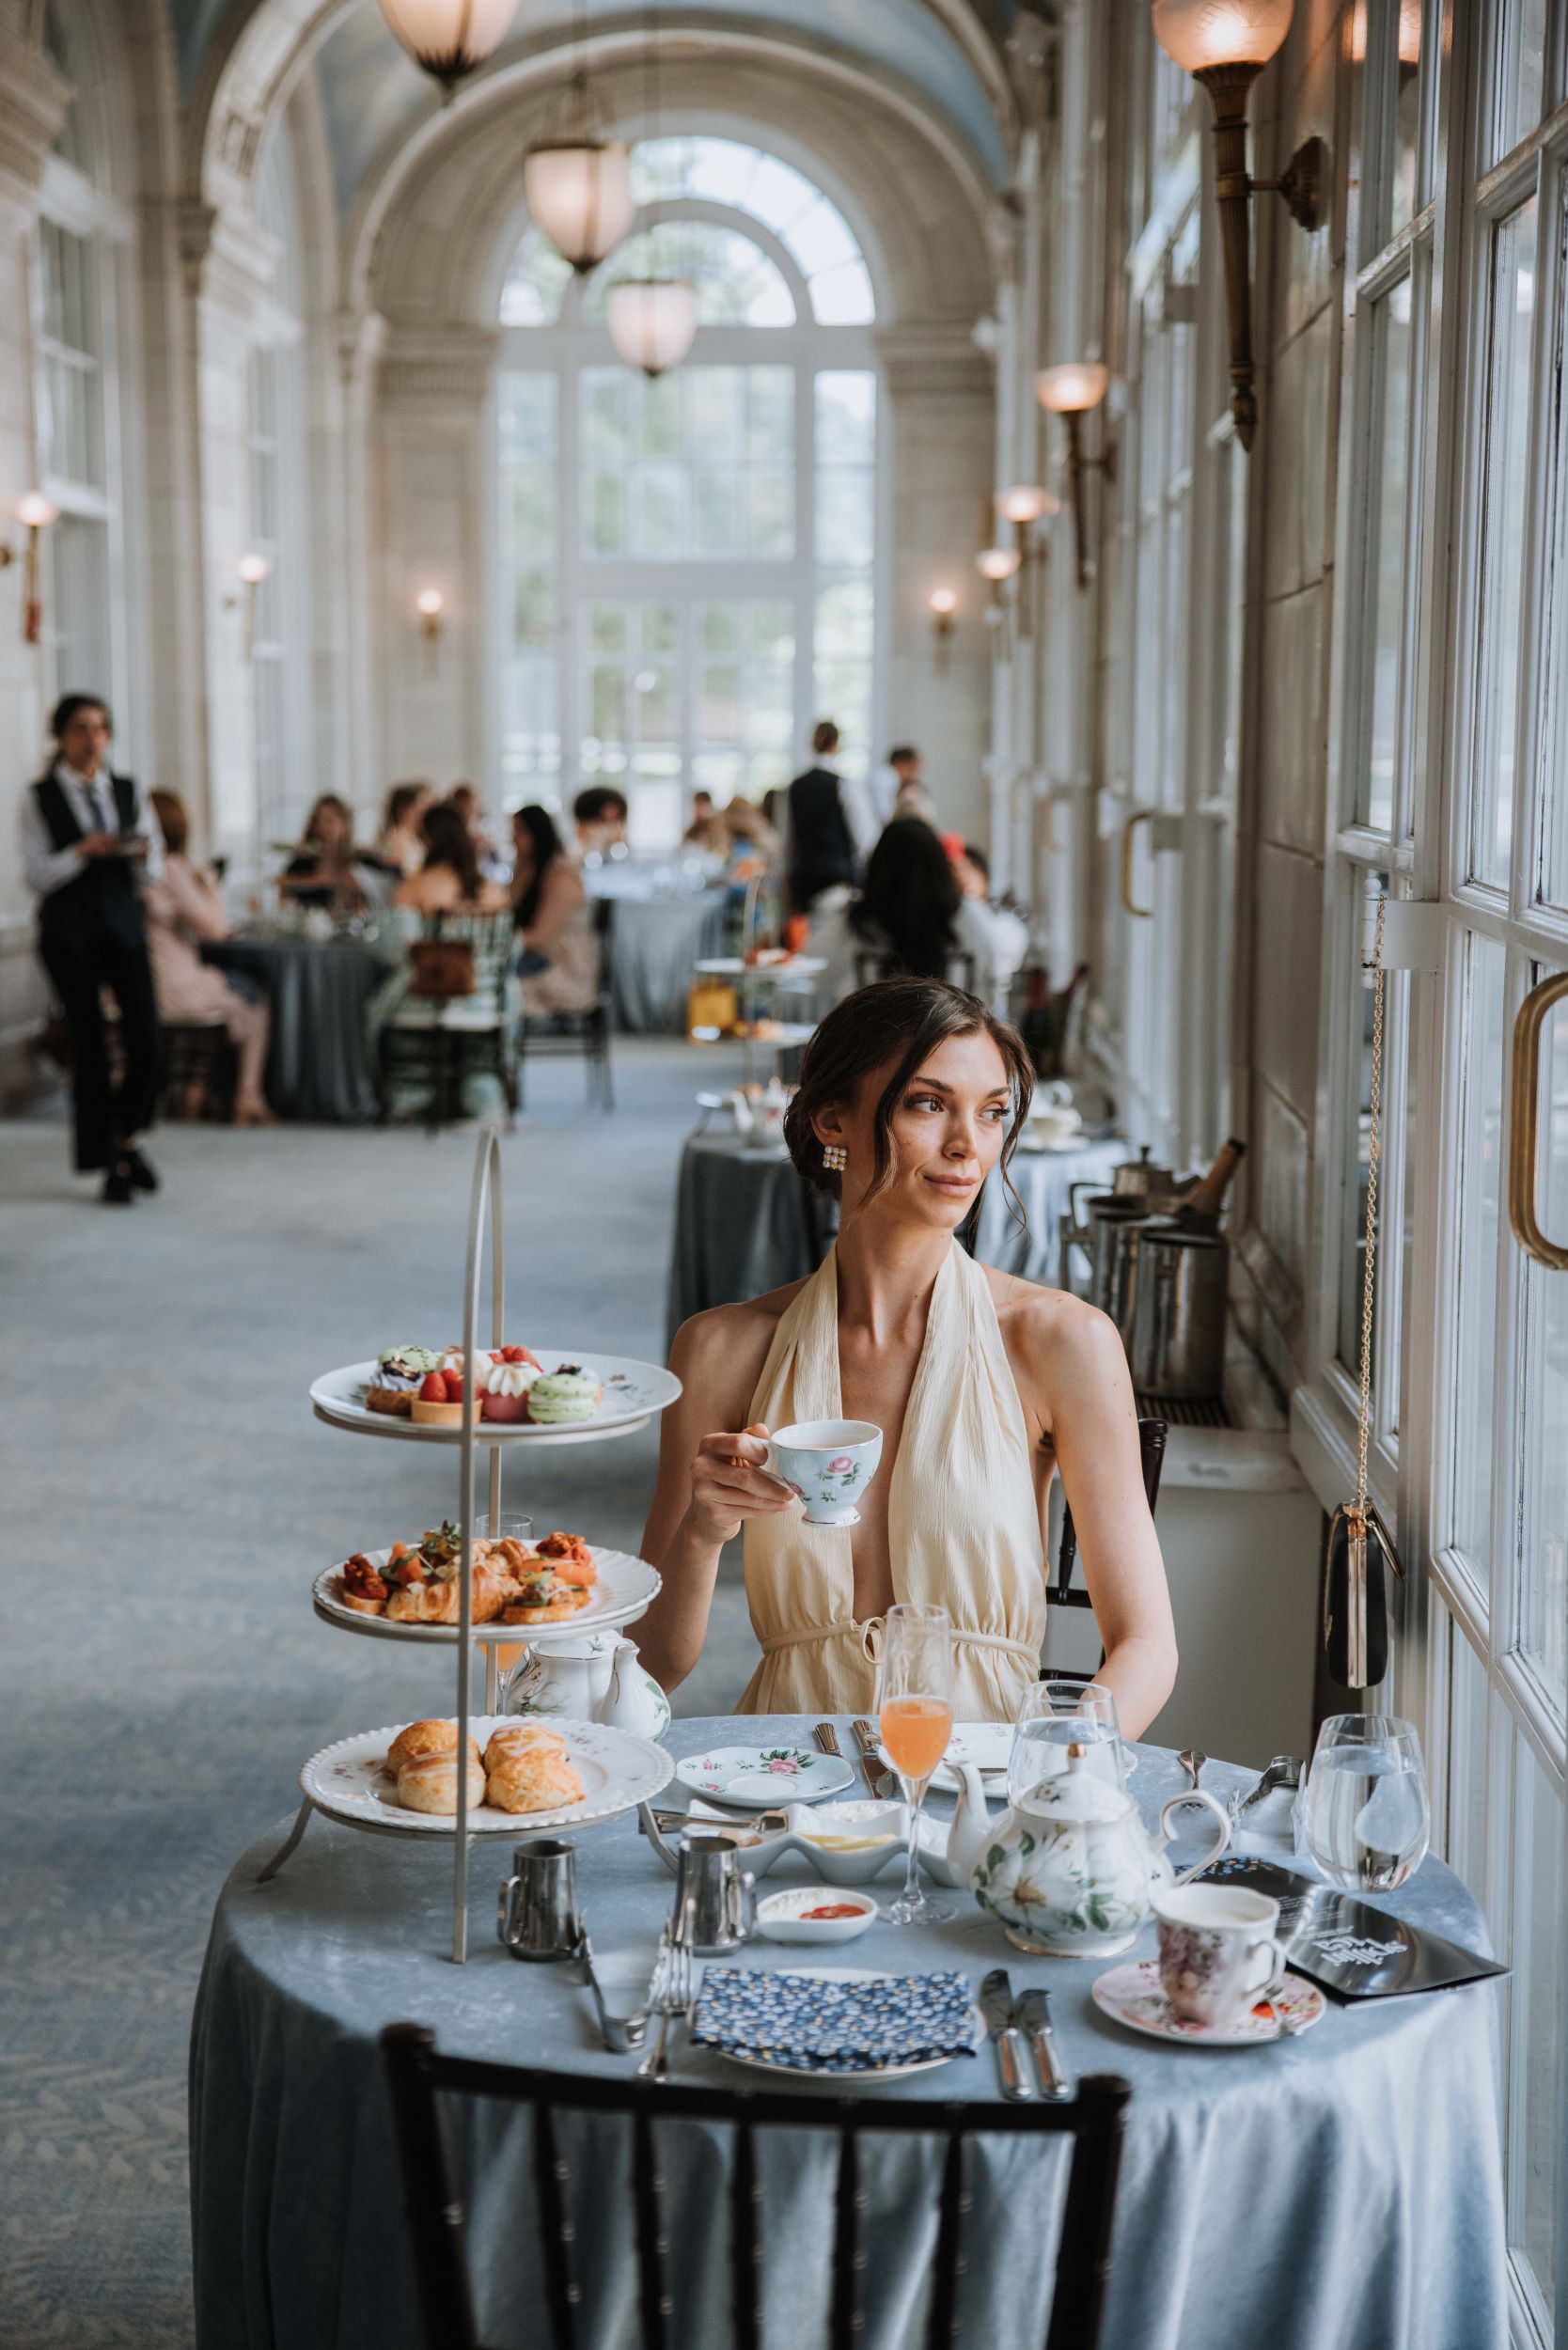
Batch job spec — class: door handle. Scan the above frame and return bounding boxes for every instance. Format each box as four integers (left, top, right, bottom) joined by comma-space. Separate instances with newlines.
1121, 808, 1153, 918
1508, 968, 1568, 1270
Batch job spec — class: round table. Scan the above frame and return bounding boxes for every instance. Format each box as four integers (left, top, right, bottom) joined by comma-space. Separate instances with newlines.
595, 887, 729, 1034
665, 1130, 832, 1346
971, 1134, 1124, 1290
203, 935, 385, 1122
190, 1716, 1506, 2350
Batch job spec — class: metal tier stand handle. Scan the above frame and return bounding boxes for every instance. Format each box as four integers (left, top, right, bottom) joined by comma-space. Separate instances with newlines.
452, 1125, 508, 1962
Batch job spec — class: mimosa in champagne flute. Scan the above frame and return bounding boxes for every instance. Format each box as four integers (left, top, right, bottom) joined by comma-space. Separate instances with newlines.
877, 1601, 955, 1924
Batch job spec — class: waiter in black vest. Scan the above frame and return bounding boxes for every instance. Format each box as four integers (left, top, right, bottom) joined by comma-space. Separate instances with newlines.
21, 693, 162, 1204
785, 719, 861, 915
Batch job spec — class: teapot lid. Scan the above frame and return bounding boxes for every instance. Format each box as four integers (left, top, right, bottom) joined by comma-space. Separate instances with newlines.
1019, 1747, 1133, 1824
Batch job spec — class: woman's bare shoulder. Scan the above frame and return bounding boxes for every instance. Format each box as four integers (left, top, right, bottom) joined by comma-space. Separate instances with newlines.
671, 1279, 807, 1375
980, 1263, 1129, 1402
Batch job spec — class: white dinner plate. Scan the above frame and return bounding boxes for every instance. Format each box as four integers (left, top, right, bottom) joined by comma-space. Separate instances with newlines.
301, 1716, 672, 1835
693, 956, 826, 979
704, 1966, 982, 2080
1091, 1958, 1325, 2048
309, 1351, 682, 1445
312, 1544, 661, 1644
676, 1743, 854, 1809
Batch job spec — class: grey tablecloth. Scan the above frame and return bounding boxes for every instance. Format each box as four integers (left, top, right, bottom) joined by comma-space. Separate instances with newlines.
204, 936, 383, 1121
666, 1130, 831, 1344
190, 1717, 1506, 2350
604, 891, 728, 1034
973, 1135, 1123, 1288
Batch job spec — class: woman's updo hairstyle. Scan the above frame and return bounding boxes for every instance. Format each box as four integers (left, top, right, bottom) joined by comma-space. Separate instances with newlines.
783, 976, 1034, 1202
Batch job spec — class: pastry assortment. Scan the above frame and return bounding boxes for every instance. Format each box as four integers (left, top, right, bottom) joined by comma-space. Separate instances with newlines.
335, 1523, 598, 1626
365, 1344, 606, 1427
384, 1717, 584, 1816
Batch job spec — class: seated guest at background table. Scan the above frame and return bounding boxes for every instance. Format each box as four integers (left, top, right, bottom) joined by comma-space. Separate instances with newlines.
377, 782, 432, 878
786, 719, 860, 912
682, 789, 727, 854
510, 803, 600, 1015
21, 691, 162, 1203
447, 781, 505, 880
145, 791, 274, 1126
394, 801, 510, 916
636, 976, 1177, 1729
809, 817, 1028, 1003
279, 795, 370, 913
722, 794, 782, 874
572, 785, 629, 862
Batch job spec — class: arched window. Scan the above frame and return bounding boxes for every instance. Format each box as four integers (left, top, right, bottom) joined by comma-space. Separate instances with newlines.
249, 124, 312, 849
496, 136, 880, 847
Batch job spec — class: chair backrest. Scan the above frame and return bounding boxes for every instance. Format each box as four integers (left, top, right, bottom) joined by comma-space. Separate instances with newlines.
382, 2023, 1131, 2350
410, 909, 515, 1017
852, 947, 980, 996
1048, 1417, 1168, 1614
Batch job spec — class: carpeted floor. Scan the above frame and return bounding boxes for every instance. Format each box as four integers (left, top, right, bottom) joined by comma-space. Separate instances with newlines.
0, 1042, 757, 2348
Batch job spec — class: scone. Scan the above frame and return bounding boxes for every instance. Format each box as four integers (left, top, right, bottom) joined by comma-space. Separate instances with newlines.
484, 1721, 569, 1770
398, 1750, 488, 1814
387, 1718, 478, 1772
485, 1747, 584, 1813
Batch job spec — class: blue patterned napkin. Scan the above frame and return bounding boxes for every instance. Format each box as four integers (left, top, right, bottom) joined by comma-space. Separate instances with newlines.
691, 1968, 979, 2073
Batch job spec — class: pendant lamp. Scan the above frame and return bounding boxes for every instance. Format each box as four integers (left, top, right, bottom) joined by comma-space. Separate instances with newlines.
524, 113, 636, 273
376, 0, 519, 95
607, 277, 697, 377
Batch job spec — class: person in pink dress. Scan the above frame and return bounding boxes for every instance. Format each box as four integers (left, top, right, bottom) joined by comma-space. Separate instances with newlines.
145, 791, 273, 1124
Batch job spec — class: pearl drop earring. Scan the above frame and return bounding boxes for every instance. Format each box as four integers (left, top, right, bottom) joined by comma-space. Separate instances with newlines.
822, 1143, 847, 1173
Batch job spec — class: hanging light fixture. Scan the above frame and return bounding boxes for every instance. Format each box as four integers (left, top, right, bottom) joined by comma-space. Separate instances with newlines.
523, 0, 635, 271
376, 0, 520, 98
607, 277, 697, 377
1037, 364, 1116, 590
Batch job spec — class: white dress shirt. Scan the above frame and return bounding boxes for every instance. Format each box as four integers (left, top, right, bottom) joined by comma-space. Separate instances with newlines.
20, 760, 163, 901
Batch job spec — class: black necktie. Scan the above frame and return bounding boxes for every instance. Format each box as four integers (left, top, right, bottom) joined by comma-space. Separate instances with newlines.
86, 779, 110, 835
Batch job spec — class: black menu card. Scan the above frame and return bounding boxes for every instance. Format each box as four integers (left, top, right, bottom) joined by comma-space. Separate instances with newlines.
1200, 1856, 1510, 2002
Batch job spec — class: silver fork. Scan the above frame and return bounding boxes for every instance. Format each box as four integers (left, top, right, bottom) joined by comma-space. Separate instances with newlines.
636, 1934, 694, 2082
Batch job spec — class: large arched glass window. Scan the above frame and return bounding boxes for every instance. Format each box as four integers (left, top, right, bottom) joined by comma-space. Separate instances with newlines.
496, 135, 879, 849
249, 124, 312, 850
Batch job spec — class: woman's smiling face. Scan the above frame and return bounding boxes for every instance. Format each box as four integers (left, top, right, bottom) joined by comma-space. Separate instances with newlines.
816, 1026, 1016, 1230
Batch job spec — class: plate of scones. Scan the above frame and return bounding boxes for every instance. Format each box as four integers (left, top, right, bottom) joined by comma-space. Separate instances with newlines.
309, 1344, 682, 1442
300, 1716, 674, 1833
314, 1525, 661, 1641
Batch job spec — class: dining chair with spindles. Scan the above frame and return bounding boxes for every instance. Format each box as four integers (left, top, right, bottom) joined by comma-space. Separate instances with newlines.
1043, 1417, 1168, 1681
381, 2022, 1132, 2350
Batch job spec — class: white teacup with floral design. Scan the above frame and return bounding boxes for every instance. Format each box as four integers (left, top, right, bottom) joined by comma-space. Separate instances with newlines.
1153, 1882, 1287, 2030
765, 1418, 884, 1527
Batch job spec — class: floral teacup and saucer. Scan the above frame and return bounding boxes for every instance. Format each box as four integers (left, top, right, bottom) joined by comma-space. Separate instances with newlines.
764, 1418, 883, 1527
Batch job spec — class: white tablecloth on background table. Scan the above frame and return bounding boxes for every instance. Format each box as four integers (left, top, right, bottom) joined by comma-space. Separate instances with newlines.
190, 1718, 1507, 2350
666, 1129, 831, 1344
972, 1135, 1123, 1288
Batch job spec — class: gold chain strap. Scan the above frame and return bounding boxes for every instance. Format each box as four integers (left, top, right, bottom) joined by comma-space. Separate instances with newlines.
1356, 894, 1387, 1513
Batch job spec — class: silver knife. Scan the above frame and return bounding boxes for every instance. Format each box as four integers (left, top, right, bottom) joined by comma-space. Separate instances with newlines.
1014, 1987, 1073, 2101
979, 1968, 1034, 2102
850, 1717, 896, 1800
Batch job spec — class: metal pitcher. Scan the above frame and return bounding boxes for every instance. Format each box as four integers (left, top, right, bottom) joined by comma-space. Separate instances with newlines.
672, 1834, 757, 1954
1065, 1183, 1155, 1324
497, 1839, 583, 1963
1127, 1227, 1229, 1399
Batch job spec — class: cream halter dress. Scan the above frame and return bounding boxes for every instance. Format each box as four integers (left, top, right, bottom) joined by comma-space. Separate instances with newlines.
735, 1241, 1047, 1722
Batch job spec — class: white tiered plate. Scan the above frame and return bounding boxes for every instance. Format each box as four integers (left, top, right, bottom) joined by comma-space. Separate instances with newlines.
312, 1544, 661, 1644
301, 1716, 673, 1835
693, 956, 826, 979
309, 1351, 681, 1445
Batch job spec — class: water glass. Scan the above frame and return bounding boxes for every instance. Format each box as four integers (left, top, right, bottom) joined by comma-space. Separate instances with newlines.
1009, 1679, 1129, 1806
876, 1601, 954, 1925
1301, 1713, 1430, 1892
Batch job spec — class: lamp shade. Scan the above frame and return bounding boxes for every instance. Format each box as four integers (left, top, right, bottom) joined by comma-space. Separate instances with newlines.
238, 552, 270, 585
607, 278, 697, 377
1036, 361, 1110, 414
377, 0, 519, 87
1150, 0, 1293, 72
996, 483, 1058, 525
416, 588, 444, 618
18, 492, 58, 528
929, 587, 958, 616
977, 546, 1022, 583
524, 141, 635, 272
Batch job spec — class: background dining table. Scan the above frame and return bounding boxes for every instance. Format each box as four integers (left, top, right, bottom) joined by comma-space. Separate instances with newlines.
202, 932, 386, 1122
971, 1132, 1123, 1290
665, 1128, 832, 1345
583, 868, 729, 1034
189, 1716, 1506, 2350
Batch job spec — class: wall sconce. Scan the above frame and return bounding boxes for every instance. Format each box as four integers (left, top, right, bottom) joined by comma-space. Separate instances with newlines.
1152, 0, 1326, 451
1036, 365, 1116, 591
928, 586, 957, 673
237, 552, 269, 660
416, 587, 445, 674
976, 545, 1021, 654
995, 485, 1058, 633
0, 493, 59, 643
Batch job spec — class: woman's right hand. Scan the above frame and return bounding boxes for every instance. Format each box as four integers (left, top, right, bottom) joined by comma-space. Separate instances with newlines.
688, 1422, 795, 1544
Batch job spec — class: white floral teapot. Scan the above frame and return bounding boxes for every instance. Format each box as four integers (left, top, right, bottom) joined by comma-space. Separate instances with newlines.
969, 1747, 1231, 1956
504, 1632, 670, 1743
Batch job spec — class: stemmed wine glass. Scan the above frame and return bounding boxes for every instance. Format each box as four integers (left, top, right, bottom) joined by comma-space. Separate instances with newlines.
1301, 1714, 1430, 1892
877, 1601, 955, 1925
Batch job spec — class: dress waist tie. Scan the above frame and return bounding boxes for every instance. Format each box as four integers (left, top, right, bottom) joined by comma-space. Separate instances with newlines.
759, 1620, 1038, 1665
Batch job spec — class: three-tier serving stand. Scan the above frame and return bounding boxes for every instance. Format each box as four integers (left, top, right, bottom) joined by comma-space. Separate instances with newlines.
258, 1129, 679, 1960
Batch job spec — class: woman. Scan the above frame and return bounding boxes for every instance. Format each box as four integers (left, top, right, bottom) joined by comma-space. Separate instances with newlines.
394, 802, 510, 916
279, 794, 367, 912
811, 817, 1027, 1002
636, 978, 1176, 1731
510, 803, 599, 1015
377, 782, 432, 878
144, 791, 273, 1124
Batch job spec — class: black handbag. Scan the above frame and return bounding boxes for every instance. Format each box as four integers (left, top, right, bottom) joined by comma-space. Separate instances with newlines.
1323, 895, 1403, 1689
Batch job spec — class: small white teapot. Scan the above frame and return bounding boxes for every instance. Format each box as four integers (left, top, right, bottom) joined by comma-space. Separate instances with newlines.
504, 1632, 671, 1742
969, 1747, 1230, 1957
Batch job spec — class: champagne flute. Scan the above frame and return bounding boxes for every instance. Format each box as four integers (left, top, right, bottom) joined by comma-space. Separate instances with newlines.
877, 1601, 955, 1925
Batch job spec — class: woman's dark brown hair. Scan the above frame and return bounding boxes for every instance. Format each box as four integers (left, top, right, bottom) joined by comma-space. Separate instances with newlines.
848, 816, 962, 979
419, 801, 481, 901
149, 789, 188, 856
783, 976, 1034, 1203
303, 793, 353, 851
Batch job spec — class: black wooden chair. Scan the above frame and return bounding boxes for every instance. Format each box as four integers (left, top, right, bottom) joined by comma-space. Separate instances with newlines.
159, 1020, 237, 1121
853, 948, 980, 995
1043, 1417, 1168, 1680
382, 2022, 1131, 2350
517, 895, 614, 1110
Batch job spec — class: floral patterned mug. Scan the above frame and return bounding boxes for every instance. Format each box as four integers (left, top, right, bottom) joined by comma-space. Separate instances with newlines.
1153, 1882, 1288, 2029
765, 1418, 884, 1526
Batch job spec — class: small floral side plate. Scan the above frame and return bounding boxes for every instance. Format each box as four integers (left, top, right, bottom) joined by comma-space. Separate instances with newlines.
1091, 1958, 1326, 2048
675, 1745, 855, 1809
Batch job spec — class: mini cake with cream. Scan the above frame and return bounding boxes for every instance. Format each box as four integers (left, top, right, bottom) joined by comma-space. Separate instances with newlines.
368, 1347, 442, 1417
480, 1347, 541, 1423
